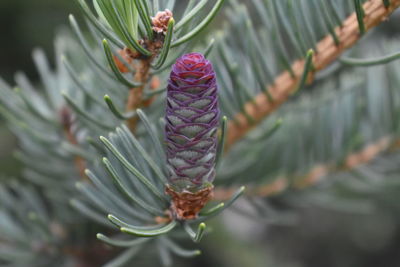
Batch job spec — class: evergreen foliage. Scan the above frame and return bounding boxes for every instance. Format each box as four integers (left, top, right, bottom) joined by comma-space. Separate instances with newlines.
1, 0, 400, 266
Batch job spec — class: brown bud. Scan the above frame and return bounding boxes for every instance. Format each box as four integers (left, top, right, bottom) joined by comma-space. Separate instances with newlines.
152, 9, 173, 34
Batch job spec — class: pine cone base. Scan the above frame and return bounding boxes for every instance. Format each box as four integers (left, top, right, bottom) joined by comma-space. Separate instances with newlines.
166, 184, 214, 220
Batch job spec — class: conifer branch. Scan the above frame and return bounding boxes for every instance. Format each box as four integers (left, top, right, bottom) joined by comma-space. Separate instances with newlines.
124, 32, 169, 132
294, 136, 393, 189
225, 0, 400, 150
215, 136, 398, 200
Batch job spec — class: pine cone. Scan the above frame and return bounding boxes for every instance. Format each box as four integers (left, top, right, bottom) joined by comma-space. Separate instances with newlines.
165, 53, 219, 193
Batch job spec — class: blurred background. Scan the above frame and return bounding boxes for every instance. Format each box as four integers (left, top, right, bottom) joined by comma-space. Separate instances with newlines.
0, 0, 79, 177
1, 1, 400, 266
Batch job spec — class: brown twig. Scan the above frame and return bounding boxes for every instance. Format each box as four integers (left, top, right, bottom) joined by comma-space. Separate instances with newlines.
112, 40, 163, 132
125, 10, 173, 133
124, 39, 164, 132
60, 107, 87, 180
225, 0, 400, 151
126, 58, 152, 132
214, 136, 398, 201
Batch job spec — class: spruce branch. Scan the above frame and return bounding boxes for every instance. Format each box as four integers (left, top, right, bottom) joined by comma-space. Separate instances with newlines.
214, 136, 398, 200
74, 0, 226, 135
294, 136, 393, 189
2, 0, 400, 265
225, 0, 400, 151
214, 33, 400, 201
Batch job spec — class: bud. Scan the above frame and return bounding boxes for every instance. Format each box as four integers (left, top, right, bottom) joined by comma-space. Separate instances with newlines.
152, 9, 173, 34
165, 53, 219, 219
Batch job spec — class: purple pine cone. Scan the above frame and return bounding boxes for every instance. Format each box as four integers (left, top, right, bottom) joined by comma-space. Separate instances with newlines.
165, 53, 219, 192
